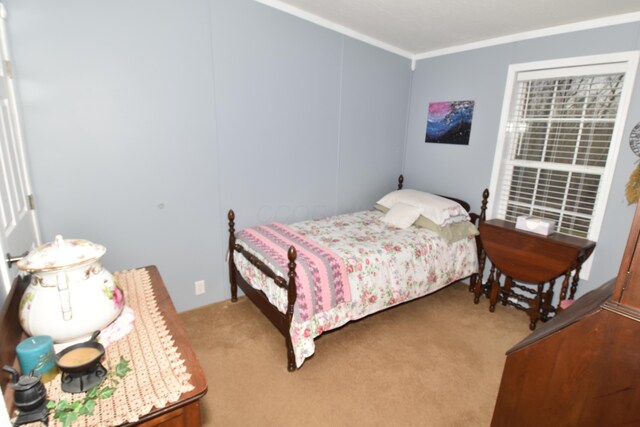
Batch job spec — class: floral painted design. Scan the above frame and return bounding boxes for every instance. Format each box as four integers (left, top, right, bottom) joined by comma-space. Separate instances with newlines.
19, 291, 35, 326
103, 280, 125, 310
84, 264, 103, 279
19, 237, 106, 271
234, 209, 479, 368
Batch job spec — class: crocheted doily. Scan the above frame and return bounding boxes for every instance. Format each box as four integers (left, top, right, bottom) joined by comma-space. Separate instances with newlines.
23, 267, 194, 426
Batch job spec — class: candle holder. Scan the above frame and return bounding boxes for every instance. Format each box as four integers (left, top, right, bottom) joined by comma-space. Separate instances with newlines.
54, 331, 107, 393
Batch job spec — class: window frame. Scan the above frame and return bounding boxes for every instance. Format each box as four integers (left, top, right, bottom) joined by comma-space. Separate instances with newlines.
488, 51, 640, 279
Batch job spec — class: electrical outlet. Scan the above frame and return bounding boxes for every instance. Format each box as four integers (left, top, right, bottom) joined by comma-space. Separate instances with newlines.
195, 280, 206, 295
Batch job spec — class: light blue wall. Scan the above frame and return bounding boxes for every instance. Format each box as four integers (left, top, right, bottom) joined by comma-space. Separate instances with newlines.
405, 22, 640, 298
3, 0, 411, 311
337, 39, 411, 213
212, 0, 343, 230
8, 0, 631, 311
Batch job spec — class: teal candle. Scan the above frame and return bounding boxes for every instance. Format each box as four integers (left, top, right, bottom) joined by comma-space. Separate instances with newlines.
16, 335, 56, 379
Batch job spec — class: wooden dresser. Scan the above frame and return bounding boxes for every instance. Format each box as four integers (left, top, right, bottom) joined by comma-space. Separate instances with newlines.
491, 204, 640, 426
0, 265, 207, 426
477, 219, 595, 329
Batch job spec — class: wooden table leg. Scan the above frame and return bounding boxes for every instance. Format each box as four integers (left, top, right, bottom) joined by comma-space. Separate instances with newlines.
528, 282, 544, 330
502, 276, 513, 306
570, 264, 583, 300
542, 279, 555, 321
474, 248, 487, 304
489, 265, 500, 313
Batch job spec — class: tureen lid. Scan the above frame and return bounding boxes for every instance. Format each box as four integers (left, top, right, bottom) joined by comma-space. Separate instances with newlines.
17, 235, 106, 272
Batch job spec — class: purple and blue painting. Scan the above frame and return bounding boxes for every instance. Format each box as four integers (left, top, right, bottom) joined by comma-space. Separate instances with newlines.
425, 100, 475, 145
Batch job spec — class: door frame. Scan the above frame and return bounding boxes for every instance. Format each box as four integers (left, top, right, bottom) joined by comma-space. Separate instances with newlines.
0, 1, 40, 296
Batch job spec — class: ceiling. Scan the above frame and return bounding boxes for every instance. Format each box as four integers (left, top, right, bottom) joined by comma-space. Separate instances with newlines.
256, 0, 640, 58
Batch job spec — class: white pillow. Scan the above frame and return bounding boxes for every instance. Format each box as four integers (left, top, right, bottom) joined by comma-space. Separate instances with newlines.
380, 202, 422, 229
377, 189, 470, 227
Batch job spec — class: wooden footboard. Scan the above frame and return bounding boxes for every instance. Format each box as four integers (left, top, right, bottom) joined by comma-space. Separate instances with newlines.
228, 175, 489, 371
228, 210, 298, 371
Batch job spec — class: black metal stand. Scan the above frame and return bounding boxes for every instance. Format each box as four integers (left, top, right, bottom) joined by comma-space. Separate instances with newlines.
60, 362, 107, 393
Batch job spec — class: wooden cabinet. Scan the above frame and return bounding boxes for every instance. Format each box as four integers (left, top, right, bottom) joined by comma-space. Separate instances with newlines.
476, 219, 595, 329
0, 266, 207, 427
611, 202, 640, 309
491, 204, 640, 426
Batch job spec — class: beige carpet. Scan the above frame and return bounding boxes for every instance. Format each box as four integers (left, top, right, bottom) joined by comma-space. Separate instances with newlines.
180, 282, 531, 427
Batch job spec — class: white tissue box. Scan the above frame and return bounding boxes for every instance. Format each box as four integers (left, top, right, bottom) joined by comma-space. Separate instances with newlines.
515, 215, 556, 236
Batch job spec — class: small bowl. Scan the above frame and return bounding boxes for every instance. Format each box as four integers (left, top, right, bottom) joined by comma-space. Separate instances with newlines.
55, 332, 105, 374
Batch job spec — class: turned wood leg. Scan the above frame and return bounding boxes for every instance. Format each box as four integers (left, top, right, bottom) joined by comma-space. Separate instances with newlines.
230, 263, 238, 302
473, 283, 482, 304
473, 276, 484, 304
570, 264, 583, 300
502, 276, 513, 306
285, 247, 297, 372
228, 209, 238, 302
474, 249, 487, 303
488, 266, 499, 312
528, 283, 544, 330
559, 271, 570, 303
286, 336, 296, 372
542, 280, 555, 321
231, 279, 238, 302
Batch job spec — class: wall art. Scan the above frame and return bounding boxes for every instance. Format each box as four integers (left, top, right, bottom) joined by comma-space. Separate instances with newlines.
425, 100, 475, 145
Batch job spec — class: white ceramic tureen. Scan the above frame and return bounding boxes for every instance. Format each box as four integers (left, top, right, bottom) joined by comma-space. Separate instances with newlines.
17, 235, 124, 343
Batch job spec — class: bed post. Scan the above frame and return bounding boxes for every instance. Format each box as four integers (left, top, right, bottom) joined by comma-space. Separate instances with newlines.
398, 174, 404, 190
286, 246, 298, 372
479, 188, 489, 222
472, 189, 490, 300
228, 209, 238, 302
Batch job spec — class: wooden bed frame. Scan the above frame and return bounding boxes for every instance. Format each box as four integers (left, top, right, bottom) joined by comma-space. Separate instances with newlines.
227, 175, 489, 371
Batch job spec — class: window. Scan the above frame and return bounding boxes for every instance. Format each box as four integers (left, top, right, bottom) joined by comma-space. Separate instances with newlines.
489, 52, 639, 277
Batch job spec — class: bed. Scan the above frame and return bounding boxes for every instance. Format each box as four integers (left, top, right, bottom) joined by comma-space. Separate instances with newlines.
227, 175, 489, 371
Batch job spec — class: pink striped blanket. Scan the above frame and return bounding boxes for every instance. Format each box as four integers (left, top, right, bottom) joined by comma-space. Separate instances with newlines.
237, 223, 351, 322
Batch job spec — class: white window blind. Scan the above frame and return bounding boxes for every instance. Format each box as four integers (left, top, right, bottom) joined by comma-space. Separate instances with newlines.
490, 52, 640, 280
497, 68, 625, 238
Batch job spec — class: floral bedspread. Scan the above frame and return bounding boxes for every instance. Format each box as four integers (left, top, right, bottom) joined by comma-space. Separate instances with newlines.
237, 222, 351, 323
234, 210, 479, 368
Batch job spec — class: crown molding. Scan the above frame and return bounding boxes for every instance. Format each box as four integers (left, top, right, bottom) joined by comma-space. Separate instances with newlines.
253, 2, 640, 67
414, 11, 640, 61
254, 0, 413, 59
